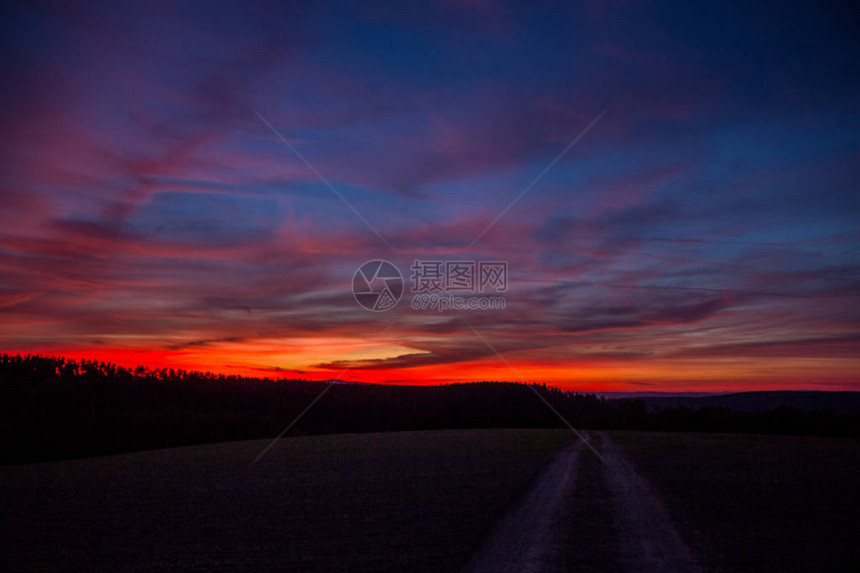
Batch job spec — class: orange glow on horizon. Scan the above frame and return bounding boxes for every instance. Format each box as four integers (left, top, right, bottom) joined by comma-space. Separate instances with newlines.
6, 345, 857, 393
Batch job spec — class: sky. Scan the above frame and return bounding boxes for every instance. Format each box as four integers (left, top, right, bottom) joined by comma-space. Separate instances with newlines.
1, 1, 858, 391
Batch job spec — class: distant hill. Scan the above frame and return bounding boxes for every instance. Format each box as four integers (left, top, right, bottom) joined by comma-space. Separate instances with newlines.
633, 391, 860, 415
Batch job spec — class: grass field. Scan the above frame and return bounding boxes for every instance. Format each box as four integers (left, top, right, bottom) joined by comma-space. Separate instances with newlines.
0, 429, 573, 572
610, 431, 860, 572
3, 429, 858, 572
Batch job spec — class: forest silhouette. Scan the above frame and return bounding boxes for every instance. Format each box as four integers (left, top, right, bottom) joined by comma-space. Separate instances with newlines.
2, 353, 857, 464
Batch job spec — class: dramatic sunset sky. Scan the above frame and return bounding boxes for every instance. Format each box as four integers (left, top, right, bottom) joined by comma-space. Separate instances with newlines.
1, 1, 858, 391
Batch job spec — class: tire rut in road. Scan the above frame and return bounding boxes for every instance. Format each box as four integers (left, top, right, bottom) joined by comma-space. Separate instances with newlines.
597, 432, 703, 573
461, 439, 585, 573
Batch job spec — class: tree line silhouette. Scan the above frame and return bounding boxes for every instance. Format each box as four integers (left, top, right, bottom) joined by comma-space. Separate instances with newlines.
2, 353, 857, 464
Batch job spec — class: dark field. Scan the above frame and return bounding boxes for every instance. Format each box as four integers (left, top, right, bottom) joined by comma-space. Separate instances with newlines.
3, 429, 858, 572
1, 429, 572, 572
611, 431, 860, 572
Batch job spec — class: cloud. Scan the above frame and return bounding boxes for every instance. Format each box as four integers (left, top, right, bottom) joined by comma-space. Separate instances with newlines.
1, 1, 858, 388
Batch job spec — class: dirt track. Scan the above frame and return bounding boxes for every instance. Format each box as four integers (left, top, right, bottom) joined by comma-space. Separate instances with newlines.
463, 432, 702, 572
462, 440, 585, 573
